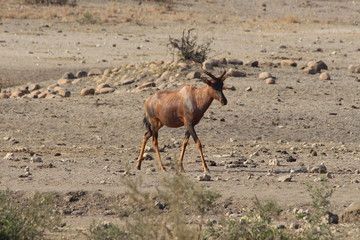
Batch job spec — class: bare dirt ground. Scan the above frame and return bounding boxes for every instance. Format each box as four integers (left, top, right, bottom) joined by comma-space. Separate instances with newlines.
1, 0, 360, 239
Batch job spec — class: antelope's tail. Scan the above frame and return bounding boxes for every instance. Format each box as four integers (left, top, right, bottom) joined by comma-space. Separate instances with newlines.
142, 116, 151, 132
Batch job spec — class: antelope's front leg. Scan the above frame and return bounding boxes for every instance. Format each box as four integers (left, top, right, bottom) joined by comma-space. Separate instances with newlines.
186, 124, 210, 174
178, 131, 190, 172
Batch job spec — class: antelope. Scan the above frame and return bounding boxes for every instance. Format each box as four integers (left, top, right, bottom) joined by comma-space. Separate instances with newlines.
136, 67, 228, 173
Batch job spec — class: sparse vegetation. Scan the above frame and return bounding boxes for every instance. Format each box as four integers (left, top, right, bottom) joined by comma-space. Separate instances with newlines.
205, 198, 289, 240
77, 11, 101, 24
88, 222, 128, 240
0, 191, 62, 240
302, 178, 334, 240
87, 175, 338, 240
168, 28, 213, 63
23, 0, 77, 6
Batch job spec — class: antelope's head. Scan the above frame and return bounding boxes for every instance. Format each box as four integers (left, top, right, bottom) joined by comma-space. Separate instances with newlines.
201, 67, 228, 106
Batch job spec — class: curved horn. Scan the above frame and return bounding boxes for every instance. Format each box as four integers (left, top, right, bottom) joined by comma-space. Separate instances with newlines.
201, 65, 217, 80
219, 67, 227, 80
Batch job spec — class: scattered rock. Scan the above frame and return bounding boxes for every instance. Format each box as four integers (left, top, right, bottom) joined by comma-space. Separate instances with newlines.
76, 71, 88, 78
289, 223, 301, 229
80, 87, 95, 96
319, 72, 331, 80
88, 68, 102, 76
341, 202, 360, 223
198, 174, 211, 181
61, 72, 75, 79
4, 153, 14, 161
11, 89, 26, 98
348, 64, 360, 73
303, 67, 317, 75
97, 87, 115, 94
227, 58, 243, 65
30, 155, 43, 163
324, 211, 339, 224
278, 174, 292, 182
309, 163, 327, 173
286, 155, 296, 162
27, 83, 41, 92
57, 78, 71, 85
281, 60, 297, 67
137, 82, 156, 90
227, 68, 246, 77
186, 71, 201, 79
0, 92, 9, 99
245, 60, 259, 67
269, 159, 280, 166
264, 77, 276, 84
307, 60, 328, 73
258, 72, 272, 79
54, 86, 71, 97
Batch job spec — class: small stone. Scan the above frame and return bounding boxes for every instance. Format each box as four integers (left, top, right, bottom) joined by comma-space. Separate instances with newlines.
57, 79, 71, 85
202, 62, 214, 70
286, 155, 296, 162
319, 72, 331, 80
198, 174, 211, 181
97, 87, 114, 94
269, 159, 280, 166
289, 223, 301, 229
278, 174, 292, 182
4, 153, 14, 161
137, 82, 156, 90
324, 211, 339, 224
264, 77, 276, 84
143, 153, 153, 160
0, 92, 9, 99
88, 69, 102, 76
146, 168, 156, 174
348, 64, 360, 73
227, 58, 243, 65
341, 202, 360, 222
30, 156, 43, 163
227, 68, 246, 77
80, 88, 95, 96
186, 71, 201, 79
54, 87, 71, 97
11, 89, 25, 98
303, 67, 317, 74
307, 60, 328, 72
27, 83, 41, 92
245, 87, 252, 91
76, 71, 88, 78
61, 72, 75, 79
259, 72, 272, 79
280, 60, 297, 67
245, 60, 258, 67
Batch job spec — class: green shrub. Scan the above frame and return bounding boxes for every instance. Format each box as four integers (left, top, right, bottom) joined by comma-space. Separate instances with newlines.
168, 28, 213, 63
0, 191, 61, 240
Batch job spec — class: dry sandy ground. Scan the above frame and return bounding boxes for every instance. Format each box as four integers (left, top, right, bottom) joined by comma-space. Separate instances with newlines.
0, 0, 360, 239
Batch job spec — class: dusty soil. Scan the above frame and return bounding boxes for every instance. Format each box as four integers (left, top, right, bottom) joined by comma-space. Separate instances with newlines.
0, 0, 360, 239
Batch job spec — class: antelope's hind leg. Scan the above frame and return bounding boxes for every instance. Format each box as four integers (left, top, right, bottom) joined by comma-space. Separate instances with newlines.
152, 130, 166, 171
136, 131, 152, 170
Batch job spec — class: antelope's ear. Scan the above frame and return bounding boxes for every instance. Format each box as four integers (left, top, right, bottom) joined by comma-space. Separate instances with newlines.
200, 77, 216, 85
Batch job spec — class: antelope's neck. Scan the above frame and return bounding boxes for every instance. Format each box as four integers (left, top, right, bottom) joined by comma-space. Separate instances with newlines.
195, 86, 214, 113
